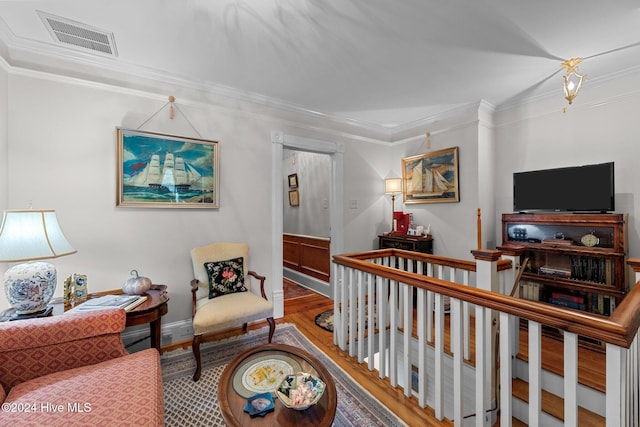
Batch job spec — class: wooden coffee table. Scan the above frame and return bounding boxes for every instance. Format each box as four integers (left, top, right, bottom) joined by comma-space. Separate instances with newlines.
218, 343, 337, 427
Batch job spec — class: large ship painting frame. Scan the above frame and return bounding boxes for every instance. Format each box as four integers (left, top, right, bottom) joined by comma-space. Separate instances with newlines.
401, 146, 460, 204
116, 128, 220, 208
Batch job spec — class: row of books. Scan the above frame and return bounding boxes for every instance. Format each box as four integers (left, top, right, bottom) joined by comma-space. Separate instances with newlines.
66, 294, 147, 314
519, 280, 542, 301
568, 256, 614, 285
537, 256, 615, 285
520, 286, 617, 316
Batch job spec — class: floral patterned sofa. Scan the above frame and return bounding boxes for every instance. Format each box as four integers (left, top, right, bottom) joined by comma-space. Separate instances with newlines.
0, 308, 164, 426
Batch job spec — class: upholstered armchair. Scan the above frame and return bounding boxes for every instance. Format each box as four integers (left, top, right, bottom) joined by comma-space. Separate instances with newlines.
190, 242, 275, 381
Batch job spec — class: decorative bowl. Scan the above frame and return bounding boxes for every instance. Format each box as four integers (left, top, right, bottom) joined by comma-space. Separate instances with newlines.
243, 392, 274, 417
275, 372, 325, 410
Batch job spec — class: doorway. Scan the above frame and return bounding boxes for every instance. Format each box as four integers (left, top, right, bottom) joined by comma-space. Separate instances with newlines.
271, 131, 344, 319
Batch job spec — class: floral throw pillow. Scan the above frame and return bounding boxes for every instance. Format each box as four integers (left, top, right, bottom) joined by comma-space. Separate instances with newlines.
204, 257, 247, 299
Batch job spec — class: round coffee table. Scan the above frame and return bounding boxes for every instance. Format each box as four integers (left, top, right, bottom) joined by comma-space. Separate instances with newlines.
218, 343, 337, 427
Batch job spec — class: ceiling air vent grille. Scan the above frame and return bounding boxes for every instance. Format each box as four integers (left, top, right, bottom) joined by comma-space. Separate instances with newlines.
38, 11, 118, 57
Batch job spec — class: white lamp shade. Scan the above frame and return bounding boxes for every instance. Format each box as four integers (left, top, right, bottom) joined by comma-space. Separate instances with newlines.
384, 178, 402, 194
0, 210, 76, 262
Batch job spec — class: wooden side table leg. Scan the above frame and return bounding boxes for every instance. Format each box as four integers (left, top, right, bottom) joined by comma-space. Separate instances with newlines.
150, 319, 161, 352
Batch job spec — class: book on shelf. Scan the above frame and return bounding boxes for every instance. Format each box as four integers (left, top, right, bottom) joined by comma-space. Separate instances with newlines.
548, 298, 586, 311
539, 265, 571, 278
519, 280, 541, 301
541, 238, 573, 246
66, 294, 147, 314
551, 292, 584, 304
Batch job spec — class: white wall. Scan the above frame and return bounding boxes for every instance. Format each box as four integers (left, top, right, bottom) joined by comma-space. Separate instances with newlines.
282, 149, 330, 237
1, 72, 279, 324
392, 106, 486, 260
0, 66, 400, 328
494, 71, 640, 259
341, 139, 396, 252
5, 54, 639, 333
0, 61, 7, 210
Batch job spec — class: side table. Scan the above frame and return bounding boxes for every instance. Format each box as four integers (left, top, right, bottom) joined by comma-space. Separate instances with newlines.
378, 233, 433, 254
0, 284, 169, 353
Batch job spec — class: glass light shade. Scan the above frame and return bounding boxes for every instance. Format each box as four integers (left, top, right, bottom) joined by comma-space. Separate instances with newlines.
384, 178, 402, 194
563, 71, 583, 105
0, 209, 76, 314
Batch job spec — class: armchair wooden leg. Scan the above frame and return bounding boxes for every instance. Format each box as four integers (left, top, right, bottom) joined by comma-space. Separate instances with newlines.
267, 317, 275, 343
242, 323, 248, 332
192, 334, 203, 382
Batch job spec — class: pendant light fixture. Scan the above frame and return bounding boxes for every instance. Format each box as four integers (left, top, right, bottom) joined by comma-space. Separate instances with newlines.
561, 57, 584, 105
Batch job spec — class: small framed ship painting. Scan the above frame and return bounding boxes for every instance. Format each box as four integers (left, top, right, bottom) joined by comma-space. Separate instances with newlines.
116, 128, 219, 208
401, 146, 459, 204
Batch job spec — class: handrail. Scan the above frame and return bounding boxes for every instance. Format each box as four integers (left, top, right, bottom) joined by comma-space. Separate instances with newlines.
337, 248, 512, 272
333, 250, 640, 348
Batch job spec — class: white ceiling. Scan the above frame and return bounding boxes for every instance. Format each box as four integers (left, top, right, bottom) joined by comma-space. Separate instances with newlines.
0, 0, 639, 130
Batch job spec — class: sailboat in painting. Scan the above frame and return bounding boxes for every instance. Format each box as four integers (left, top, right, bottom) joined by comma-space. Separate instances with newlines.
410, 160, 449, 198
127, 152, 202, 192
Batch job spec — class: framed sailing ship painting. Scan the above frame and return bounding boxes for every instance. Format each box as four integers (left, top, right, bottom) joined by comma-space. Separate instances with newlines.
401, 147, 459, 204
116, 128, 220, 208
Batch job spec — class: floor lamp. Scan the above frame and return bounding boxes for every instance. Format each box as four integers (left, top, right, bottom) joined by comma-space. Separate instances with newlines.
384, 178, 402, 232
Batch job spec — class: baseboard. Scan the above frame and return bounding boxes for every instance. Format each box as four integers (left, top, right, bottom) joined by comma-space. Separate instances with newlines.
121, 318, 194, 352
284, 268, 331, 297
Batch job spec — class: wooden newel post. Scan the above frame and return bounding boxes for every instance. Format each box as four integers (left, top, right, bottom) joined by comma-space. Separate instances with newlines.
477, 208, 482, 250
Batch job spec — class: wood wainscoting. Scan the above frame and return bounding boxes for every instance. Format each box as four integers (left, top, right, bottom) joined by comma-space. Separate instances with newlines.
283, 233, 330, 282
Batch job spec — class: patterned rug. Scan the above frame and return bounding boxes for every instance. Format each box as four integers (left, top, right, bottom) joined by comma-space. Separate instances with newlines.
283, 279, 314, 300
315, 309, 334, 332
161, 323, 406, 426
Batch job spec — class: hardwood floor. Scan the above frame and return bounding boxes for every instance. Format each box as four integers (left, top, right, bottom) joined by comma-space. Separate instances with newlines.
163, 283, 606, 426
283, 289, 450, 426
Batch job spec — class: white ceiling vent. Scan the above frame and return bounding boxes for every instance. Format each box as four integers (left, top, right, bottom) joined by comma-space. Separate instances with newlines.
38, 11, 118, 57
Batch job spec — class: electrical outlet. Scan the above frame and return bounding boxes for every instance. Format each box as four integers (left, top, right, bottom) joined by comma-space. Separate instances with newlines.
350, 199, 358, 209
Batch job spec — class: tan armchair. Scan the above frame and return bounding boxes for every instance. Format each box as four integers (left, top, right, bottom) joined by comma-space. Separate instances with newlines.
190, 242, 275, 381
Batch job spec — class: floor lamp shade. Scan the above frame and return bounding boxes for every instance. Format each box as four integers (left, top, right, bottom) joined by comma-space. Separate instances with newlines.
0, 210, 76, 314
384, 178, 402, 231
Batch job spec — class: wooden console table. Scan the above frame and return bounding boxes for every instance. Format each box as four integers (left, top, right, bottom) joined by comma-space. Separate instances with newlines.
0, 284, 169, 352
378, 233, 433, 254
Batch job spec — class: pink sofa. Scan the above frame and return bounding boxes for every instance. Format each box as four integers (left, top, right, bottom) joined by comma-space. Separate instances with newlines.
0, 308, 164, 426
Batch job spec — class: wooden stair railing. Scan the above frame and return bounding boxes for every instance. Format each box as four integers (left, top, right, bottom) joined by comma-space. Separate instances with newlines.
332, 249, 640, 426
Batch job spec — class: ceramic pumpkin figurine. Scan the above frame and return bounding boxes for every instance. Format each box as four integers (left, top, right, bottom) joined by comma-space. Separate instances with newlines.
122, 269, 152, 295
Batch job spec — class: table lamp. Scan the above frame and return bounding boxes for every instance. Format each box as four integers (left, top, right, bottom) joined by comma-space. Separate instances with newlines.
384, 178, 402, 231
0, 209, 76, 316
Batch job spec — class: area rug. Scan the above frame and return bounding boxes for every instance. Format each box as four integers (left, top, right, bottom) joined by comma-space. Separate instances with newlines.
161, 323, 406, 426
284, 279, 314, 300
315, 308, 335, 332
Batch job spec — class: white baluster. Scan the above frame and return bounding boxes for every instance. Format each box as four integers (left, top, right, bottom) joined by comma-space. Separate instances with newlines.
367, 272, 375, 371
389, 279, 398, 387
528, 321, 541, 426
402, 281, 412, 397
564, 332, 578, 427
499, 312, 512, 426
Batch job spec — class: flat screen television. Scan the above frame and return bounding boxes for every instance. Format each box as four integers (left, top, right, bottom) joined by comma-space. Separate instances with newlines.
513, 162, 615, 212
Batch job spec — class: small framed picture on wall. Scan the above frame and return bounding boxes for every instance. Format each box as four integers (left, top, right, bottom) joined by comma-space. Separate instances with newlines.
288, 189, 300, 206
288, 173, 298, 189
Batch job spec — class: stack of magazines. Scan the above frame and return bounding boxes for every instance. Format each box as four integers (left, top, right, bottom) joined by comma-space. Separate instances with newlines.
66, 294, 147, 313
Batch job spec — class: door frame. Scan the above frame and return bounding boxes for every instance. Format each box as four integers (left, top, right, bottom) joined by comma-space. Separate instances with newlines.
271, 130, 344, 318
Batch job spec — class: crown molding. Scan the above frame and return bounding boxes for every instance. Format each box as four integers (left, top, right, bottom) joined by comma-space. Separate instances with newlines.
3, 15, 637, 145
